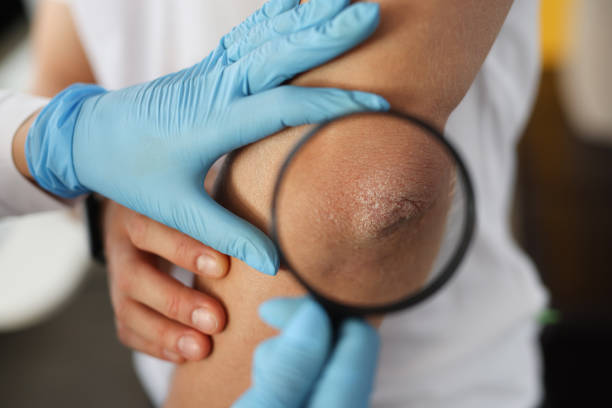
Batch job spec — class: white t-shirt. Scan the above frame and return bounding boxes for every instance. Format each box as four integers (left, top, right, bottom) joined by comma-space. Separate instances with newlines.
63, 0, 548, 406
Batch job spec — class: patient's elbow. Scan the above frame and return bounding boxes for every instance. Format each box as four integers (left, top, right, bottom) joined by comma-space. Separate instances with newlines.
278, 114, 457, 304
296, 114, 455, 243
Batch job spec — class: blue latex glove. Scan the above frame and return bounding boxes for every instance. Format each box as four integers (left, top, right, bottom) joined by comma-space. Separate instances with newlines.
233, 298, 380, 408
25, 0, 389, 275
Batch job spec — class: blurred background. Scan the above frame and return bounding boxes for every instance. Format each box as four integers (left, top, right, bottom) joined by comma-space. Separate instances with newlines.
516, 1, 612, 406
0, 0, 610, 407
0, 1, 151, 406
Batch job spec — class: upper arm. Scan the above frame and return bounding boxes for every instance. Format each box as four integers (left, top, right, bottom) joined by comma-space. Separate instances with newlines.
293, 0, 513, 127
30, 0, 95, 97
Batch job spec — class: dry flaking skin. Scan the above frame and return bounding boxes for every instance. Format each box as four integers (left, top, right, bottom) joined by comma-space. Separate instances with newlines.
273, 132, 457, 305
351, 168, 431, 239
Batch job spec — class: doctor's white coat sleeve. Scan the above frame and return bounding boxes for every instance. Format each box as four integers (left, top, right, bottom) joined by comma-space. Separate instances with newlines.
0, 90, 67, 217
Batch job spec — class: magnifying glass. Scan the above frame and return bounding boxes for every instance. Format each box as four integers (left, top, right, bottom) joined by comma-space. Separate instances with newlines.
270, 111, 476, 320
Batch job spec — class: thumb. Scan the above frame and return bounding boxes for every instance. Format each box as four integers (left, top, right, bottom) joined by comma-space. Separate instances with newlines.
164, 186, 279, 276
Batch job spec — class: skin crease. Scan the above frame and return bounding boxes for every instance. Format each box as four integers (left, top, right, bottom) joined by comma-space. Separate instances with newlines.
167, 0, 513, 405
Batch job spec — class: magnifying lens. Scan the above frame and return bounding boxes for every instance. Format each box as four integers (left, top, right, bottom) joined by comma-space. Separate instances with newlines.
270, 111, 476, 319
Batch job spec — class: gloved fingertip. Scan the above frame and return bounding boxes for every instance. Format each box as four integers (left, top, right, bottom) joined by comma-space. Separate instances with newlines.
351, 91, 390, 111
264, 0, 300, 17
349, 2, 381, 22
299, 0, 350, 19
255, 252, 280, 276
341, 318, 380, 349
259, 297, 308, 329
283, 299, 331, 342
241, 238, 279, 276
332, 2, 380, 34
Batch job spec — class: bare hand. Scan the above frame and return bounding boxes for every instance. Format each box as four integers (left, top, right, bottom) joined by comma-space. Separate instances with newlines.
103, 200, 229, 363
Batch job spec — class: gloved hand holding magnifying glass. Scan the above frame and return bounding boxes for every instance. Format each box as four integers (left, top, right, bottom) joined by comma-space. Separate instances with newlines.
22, 0, 389, 275
234, 297, 380, 408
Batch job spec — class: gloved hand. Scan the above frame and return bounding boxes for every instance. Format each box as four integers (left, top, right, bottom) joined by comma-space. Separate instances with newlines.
25, 0, 389, 275
233, 298, 380, 408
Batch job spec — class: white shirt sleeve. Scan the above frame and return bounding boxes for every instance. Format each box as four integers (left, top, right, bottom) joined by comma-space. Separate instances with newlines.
0, 90, 67, 217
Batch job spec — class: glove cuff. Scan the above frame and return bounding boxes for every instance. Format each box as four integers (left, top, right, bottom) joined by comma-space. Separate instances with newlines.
26, 83, 107, 198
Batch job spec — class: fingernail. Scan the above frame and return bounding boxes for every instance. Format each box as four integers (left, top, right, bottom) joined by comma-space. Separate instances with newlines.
178, 335, 202, 360
163, 349, 182, 362
197, 254, 224, 277
192, 308, 219, 333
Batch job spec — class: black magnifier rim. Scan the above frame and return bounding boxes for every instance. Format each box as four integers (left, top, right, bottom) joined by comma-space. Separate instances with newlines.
270, 110, 476, 318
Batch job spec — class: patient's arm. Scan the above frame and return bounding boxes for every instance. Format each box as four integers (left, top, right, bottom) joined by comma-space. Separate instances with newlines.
166, 1, 513, 406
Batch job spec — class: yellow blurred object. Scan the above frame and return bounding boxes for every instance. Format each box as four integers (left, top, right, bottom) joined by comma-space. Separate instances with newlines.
559, 0, 612, 141
540, 0, 573, 69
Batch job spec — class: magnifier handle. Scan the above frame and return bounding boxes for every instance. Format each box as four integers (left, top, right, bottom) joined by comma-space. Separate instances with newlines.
329, 314, 343, 349
325, 306, 364, 350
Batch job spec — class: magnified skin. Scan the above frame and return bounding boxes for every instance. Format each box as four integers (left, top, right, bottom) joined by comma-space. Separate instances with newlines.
275, 114, 456, 305
166, 0, 514, 406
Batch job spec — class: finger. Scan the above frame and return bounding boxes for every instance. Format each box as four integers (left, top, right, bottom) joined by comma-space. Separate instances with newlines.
221, 0, 300, 50
116, 298, 212, 361
259, 297, 309, 330
124, 258, 226, 335
126, 211, 229, 279
236, 2, 380, 94
162, 189, 279, 276
233, 300, 331, 408
116, 321, 186, 364
215, 86, 389, 153
308, 319, 380, 408
226, 0, 349, 63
